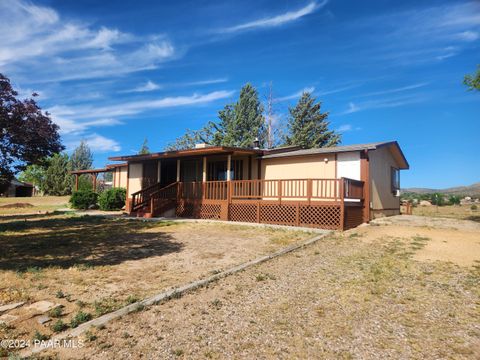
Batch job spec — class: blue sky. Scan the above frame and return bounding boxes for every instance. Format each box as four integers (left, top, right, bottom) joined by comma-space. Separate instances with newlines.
1, 0, 478, 188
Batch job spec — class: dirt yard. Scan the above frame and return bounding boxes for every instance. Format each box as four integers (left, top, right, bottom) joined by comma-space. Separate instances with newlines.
0, 196, 70, 216
42, 215, 480, 360
0, 214, 313, 355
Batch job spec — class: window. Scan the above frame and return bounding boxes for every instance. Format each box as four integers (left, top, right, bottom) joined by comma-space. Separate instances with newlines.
391, 167, 400, 194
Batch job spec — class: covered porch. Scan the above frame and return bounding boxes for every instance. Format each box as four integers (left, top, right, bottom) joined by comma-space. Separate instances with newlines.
110, 146, 367, 230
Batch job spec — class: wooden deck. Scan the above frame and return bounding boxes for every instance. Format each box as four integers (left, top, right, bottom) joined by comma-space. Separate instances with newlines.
130, 178, 365, 230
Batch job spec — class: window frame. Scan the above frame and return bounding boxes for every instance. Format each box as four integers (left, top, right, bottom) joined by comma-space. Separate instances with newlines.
391, 167, 400, 194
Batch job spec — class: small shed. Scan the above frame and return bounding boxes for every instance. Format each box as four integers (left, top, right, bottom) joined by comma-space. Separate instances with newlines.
1, 179, 35, 197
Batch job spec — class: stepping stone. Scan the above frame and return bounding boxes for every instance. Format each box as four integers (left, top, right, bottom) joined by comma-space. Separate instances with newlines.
36, 315, 51, 325
0, 301, 25, 313
0, 313, 18, 324
26, 301, 56, 313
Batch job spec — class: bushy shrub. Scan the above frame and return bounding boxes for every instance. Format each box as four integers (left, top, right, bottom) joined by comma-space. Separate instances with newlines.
471, 204, 478, 211
98, 188, 126, 210
69, 190, 98, 209
448, 195, 461, 205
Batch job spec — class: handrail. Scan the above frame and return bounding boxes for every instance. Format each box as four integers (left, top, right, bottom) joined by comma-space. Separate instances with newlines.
131, 182, 177, 212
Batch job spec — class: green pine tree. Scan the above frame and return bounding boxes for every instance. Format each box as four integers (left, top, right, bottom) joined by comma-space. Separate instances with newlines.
43, 153, 72, 195
166, 83, 267, 150
70, 141, 93, 171
138, 138, 150, 154
464, 65, 480, 91
233, 83, 266, 148
285, 92, 340, 148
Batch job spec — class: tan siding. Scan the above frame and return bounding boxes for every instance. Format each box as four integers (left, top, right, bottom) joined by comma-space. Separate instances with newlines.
127, 163, 142, 197
119, 167, 127, 188
261, 154, 336, 180
369, 147, 400, 212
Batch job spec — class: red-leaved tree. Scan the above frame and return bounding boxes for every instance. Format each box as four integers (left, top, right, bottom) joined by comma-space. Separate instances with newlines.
0, 74, 64, 192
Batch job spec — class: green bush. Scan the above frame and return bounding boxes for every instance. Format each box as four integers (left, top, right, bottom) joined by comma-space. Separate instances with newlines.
472, 204, 478, 211
98, 188, 126, 210
69, 190, 98, 209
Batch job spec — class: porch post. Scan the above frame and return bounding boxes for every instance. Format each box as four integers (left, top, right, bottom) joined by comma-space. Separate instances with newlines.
176, 159, 181, 182
202, 156, 207, 200
202, 157, 207, 182
92, 173, 97, 192
75, 174, 79, 191
226, 155, 231, 181
157, 160, 161, 184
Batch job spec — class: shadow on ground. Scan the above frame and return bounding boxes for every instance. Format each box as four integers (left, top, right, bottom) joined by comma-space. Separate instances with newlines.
0, 210, 72, 222
466, 215, 480, 223
0, 216, 183, 271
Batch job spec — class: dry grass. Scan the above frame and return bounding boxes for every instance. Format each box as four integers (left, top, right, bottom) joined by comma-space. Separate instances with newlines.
0, 214, 311, 351
0, 196, 69, 216
47, 218, 480, 360
413, 204, 480, 222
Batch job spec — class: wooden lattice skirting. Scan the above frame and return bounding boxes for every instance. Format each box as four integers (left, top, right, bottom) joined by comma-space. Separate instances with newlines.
174, 200, 353, 230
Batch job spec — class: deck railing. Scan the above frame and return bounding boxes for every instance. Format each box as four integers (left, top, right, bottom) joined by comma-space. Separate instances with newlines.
178, 178, 363, 202
131, 177, 364, 213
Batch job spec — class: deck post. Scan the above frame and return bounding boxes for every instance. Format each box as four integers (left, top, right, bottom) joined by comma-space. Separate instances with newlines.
278, 180, 282, 204
226, 154, 231, 181
92, 174, 97, 192
75, 174, 79, 191
307, 179, 312, 204
339, 178, 345, 230
176, 159, 181, 182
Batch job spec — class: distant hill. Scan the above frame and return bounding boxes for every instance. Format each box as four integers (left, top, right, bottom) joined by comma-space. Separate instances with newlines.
403, 182, 480, 197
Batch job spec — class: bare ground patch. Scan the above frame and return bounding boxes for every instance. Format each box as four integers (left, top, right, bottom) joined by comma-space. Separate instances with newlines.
0, 215, 312, 354
44, 217, 480, 360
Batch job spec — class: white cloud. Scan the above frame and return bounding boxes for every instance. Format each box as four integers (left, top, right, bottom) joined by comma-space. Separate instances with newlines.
48, 90, 234, 133
341, 95, 426, 115
0, 0, 176, 81
65, 134, 121, 152
336, 124, 361, 132
223, 1, 326, 33
356, 83, 429, 98
337, 124, 352, 132
180, 78, 229, 86
344, 102, 360, 114
353, 2, 480, 65
275, 87, 315, 102
123, 80, 162, 93
53, 117, 123, 135
455, 30, 479, 42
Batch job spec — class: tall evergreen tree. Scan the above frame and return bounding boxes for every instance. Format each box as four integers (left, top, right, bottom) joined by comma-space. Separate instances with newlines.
70, 141, 93, 171
43, 153, 72, 195
464, 65, 480, 91
233, 83, 266, 148
285, 92, 340, 148
138, 138, 150, 154
166, 84, 267, 150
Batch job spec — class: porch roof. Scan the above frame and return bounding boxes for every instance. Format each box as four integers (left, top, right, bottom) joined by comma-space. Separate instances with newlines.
108, 146, 263, 162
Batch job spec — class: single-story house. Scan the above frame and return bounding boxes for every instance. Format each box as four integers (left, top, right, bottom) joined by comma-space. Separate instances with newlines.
105, 141, 408, 230
1, 178, 35, 197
